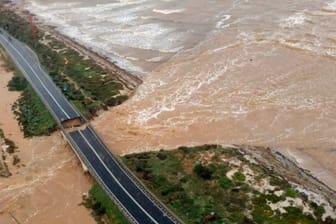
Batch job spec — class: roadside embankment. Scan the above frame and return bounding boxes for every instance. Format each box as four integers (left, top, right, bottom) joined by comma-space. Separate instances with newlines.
0, 5, 140, 119
0, 36, 94, 224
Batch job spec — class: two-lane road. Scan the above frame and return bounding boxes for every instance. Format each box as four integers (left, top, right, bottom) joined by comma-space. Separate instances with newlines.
0, 29, 181, 224
70, 126, 177, 223
0, 30, 80, 122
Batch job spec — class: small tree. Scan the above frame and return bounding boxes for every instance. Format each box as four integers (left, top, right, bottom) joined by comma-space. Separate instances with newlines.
193, 164, 212, 180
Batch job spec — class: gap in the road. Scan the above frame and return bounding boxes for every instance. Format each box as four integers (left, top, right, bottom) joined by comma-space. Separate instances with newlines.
62, 117, 87, 132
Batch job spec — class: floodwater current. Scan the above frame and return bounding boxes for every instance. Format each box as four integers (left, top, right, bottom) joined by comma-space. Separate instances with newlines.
22, 0, 336, 187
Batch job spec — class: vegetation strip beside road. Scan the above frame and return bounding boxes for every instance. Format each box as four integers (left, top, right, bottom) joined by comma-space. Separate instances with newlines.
0, 45, 56, 137
1, 38, 131, 223
0, 7, 136, 223
0, 25, 130, 223
80, 144, 336, 224
82, 183, 130, 224
0, 8, 140, 224
0, 8, 131, 118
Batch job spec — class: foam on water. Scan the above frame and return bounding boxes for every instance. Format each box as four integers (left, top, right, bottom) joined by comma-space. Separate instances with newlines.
324, 0, 336, 11
152, 8, 185, 14
281, 12, 306, 27
216, 14, 232, 29
146, 56, 163, 62
23, 1, 336, 171
25, 0, 224, 75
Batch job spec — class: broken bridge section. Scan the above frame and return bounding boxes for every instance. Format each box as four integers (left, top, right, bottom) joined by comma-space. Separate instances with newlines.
0, 29, 182, 224
61, 116, 85, 129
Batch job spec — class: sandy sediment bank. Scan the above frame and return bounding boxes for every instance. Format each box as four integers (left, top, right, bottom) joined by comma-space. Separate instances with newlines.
240, 145, 336, 207
0, 54, 94, 223
281, 147, 336, 193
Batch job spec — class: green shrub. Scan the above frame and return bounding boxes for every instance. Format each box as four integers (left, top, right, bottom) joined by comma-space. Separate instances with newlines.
120, 146, 336, 224
7, 75, 27, 91
286, 188, 297, 198
310, 202, 325, 219
234, 172, 246, 182
157, 151, 168, 160
82, 184, 129, 224
193, 164, 213, 180
219, 176, 233, 189
12, 85, 56, 137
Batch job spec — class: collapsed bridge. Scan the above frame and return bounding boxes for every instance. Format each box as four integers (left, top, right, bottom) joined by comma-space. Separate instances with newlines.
0, 29, 182, 224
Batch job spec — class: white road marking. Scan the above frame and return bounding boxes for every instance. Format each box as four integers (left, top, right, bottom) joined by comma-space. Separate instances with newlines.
78, 130, 159, 224
23, 44, 80, 117
0, 34, 71, 119
87, 126, 175, 221
68, 133, 139, 224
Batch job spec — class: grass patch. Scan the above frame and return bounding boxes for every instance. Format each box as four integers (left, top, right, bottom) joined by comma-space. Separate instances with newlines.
82, 183, 129, 224
218, 176, 234, 189
286, 188, 297, 198
234, 172, 246, 182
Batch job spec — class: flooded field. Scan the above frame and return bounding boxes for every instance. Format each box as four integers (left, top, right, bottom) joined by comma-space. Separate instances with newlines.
21, 0, 336, 188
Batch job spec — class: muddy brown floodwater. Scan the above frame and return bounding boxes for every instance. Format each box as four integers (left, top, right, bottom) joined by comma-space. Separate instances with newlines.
90, 0, 335, 190
0, 56, 94, 224
20, 0, 336, 193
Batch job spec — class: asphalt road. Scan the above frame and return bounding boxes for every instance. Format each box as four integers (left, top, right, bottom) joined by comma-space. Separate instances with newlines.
70, 126, 178, 223
0, 30, 180, 224
0, 30, 80, 122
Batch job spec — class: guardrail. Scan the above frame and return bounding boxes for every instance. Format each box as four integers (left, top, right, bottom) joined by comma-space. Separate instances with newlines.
88, 125, 184, 224
0, 29, 183, 224
0, 31, 90, 167
23, 42, 82, 119
63, 129, 139, 223
0, 33, 62, 127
